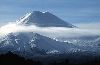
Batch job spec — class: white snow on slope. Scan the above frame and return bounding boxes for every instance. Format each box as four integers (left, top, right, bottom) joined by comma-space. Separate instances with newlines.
16, 13, 32, 25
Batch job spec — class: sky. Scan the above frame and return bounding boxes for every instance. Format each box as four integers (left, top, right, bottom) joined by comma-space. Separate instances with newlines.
0, 0, 100, 25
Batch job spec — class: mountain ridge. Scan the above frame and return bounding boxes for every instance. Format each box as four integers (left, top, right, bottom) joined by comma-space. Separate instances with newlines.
0, 32, 79, 56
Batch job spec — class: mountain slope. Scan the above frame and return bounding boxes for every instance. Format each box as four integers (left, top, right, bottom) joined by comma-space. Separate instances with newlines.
16, 11, 75, 28
0, 32, 78, 56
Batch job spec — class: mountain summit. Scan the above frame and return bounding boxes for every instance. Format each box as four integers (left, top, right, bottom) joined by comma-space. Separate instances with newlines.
16, 11, 75, 28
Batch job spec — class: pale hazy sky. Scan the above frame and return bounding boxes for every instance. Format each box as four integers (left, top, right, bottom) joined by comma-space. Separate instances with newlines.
0, 0, 100, 24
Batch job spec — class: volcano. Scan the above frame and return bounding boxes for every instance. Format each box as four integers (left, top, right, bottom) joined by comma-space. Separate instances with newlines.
16, 11, 75, 27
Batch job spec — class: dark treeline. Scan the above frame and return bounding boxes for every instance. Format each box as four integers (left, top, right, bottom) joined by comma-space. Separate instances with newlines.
0, 51, 42, 65
0, 51, 100, 65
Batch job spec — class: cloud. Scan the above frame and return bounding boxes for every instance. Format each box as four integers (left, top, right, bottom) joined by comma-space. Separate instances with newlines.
0, 22, 100, 38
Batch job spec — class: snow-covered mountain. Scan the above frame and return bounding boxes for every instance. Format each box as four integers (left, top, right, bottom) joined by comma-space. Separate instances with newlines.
56, 35, 100, 46
0, 32, 100, 57
0, 11, 100, 60
15, 11, 100, 47
0, 32, 81, 56
16, 11, 75, 28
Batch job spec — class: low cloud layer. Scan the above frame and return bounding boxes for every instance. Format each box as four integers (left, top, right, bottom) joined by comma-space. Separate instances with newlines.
0, 22, 100, 38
